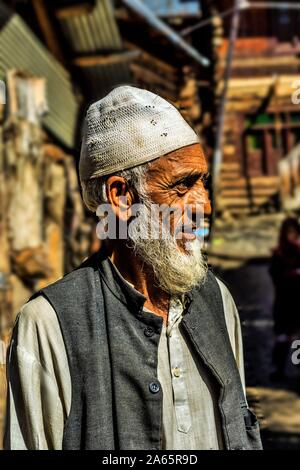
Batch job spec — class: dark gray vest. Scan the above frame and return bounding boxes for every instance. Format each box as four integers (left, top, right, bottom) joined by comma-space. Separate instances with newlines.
32, 250, 262, 450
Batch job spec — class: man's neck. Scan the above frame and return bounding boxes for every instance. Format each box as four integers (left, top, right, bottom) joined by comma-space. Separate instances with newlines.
106, 241, 170, 324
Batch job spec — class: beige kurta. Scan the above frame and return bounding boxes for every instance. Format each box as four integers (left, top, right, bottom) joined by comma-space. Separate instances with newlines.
5, 276, 245, 450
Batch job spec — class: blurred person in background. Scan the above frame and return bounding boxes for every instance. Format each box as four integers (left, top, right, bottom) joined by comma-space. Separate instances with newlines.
270, 217, 300, 381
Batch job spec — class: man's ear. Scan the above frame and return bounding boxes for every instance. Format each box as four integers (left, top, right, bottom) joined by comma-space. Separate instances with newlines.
106, 176, 135, 221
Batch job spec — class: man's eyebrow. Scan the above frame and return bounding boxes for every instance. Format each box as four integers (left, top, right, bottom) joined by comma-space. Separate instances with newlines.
172, 170, 209, 183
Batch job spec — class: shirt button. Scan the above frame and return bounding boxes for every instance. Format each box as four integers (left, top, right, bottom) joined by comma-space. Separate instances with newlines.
144, 326, 154, 337
149, 382, 160, 394
173, 367, 181, 378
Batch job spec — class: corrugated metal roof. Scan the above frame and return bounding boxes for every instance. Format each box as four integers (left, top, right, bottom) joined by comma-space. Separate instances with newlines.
59, 0, 123, 53
58, 0, 133, 101
0, 14, 79, 148
57, 0, 205, 103
143, 0, 201, 17
82, 62, 132, 101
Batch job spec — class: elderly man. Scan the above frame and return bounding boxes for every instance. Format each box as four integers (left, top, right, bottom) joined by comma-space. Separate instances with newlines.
5, 86, 262, 450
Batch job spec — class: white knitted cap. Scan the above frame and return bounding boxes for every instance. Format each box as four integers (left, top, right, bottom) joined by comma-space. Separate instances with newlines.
79, 85, 199, 181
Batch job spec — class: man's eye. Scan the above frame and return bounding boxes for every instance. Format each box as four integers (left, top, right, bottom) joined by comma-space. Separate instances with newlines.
174, 179, 190, 193
176, 182, 188, 193
174, 175, 200, 191
172, 174, 209, 193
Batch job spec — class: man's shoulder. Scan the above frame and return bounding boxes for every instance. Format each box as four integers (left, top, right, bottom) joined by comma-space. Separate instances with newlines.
20, 294, 56, 321
214, 275, 232, 299
15, 252, 101, 331
12, 295, 71, 399
15, 295, 62, 354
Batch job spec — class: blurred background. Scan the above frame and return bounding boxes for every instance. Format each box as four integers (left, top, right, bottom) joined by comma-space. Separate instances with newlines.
1, 0, 300, 450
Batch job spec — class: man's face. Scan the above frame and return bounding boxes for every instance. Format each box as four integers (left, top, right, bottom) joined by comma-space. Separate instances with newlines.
145, 143, 211, 249
126, 143, 210, 294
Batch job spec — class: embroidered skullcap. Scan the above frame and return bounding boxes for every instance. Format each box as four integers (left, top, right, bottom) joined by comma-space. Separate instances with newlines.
79, 85, 199, 181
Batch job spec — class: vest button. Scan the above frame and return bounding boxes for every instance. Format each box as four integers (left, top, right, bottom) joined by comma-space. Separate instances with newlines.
173, 367, 181, 378
144, 326, 154, 337
149, 382, 160, 394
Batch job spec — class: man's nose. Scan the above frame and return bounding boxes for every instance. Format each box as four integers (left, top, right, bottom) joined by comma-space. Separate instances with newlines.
203, 191, 212, 216
193, 185, 212, 217
184, 193, 211, 228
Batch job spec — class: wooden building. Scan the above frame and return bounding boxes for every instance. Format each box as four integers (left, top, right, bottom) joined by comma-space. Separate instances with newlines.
210, 0, 300, 215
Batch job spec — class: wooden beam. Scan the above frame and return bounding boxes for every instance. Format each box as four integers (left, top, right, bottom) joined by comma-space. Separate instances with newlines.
130, 63, 178, 92
115, 7, 131, 21
56, 3, 94, 19
31, 0, 65, 64
220, 176, 279, 190
251, 123, 300, 131
220, 187, 278, 198
220, 56, 300, 70
73, 50, 141, 67
43, 143, 67, 163
218, 196, 272, 207
125, 41, 177, 76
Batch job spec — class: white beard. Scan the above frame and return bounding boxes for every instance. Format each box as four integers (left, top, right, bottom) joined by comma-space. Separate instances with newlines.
127, 200, 208, 295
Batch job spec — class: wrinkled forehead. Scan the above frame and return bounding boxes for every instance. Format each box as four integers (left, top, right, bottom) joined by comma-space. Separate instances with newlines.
147, 143, 208, 176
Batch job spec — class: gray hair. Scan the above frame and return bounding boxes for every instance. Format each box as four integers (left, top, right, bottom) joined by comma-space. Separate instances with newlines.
81, 162, 150, 212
